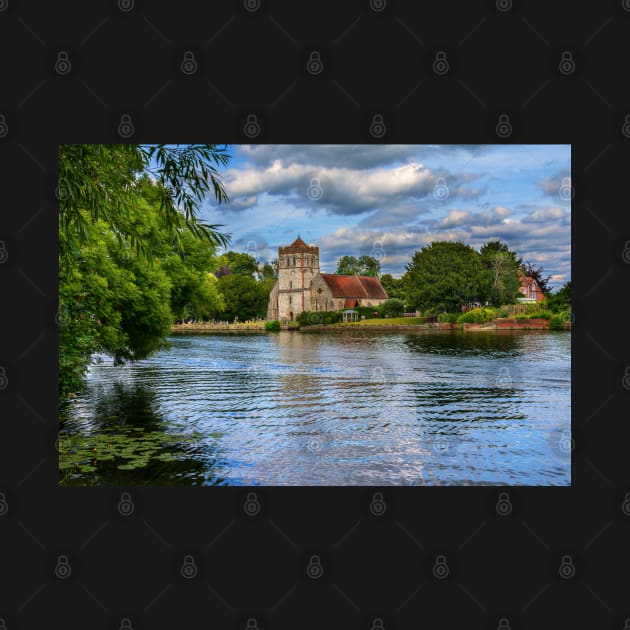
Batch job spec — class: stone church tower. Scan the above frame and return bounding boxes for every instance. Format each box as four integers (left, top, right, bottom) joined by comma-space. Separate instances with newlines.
268, 236, 319, 321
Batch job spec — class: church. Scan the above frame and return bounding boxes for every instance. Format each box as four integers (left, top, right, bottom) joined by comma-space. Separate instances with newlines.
267, 236, 389, 321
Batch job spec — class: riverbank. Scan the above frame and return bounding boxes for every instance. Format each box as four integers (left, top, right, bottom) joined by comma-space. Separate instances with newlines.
299, 317, 570, 332
172, 317, 570, 334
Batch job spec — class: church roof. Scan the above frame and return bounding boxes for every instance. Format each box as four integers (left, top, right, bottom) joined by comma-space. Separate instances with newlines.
320, 274, 388, 300
279, 235, 318, 254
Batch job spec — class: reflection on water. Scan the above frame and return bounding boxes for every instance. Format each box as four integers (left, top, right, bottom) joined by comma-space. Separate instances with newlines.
60, 330, 571, 486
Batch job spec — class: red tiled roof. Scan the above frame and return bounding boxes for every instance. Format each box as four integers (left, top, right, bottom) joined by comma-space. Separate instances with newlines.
344, 298, 359, 307
279, 236, 318, 254
320, 274, 388, 299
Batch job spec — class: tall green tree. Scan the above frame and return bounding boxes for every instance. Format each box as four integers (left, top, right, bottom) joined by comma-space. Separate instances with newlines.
216, 274, 270, 321
214, 251, 260, 277
479, 240, 521, 306
403, 241, 485, 312
379, 274, 405, 301
58, 145, 232, 406
335, 255, 381, 276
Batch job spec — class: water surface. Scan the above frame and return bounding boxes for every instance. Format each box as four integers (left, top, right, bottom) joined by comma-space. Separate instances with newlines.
60, 330, 571, 485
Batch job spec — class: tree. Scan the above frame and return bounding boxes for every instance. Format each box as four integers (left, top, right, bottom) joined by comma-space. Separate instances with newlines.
214, 251, 259, 277
58, 146, 232, 405
380, 298, 405, 317
379, 274, 405, 301
479, 240, 522, 306
403, 241, 486, 312
216, 274, 270, 321
59, 144, 231, 260
520, 261, 552, 294
546, 280, 570, 312
260, 261, 277, 279
335, 255, 381, 276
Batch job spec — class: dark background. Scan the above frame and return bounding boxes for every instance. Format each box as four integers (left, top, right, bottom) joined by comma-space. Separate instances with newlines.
0, 0, 629, 628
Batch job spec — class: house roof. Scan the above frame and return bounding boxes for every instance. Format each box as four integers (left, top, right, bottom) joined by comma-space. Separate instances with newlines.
321, 274, 388, 300
518, 274, 539, 288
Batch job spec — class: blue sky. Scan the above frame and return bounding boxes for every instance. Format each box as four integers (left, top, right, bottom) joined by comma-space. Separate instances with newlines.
199, 144, 571, 287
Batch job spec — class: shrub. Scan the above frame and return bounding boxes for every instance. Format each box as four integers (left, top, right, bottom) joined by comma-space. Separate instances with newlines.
498, 310, 509, 318
264, 320, 281, 331
296, 310, 341, 326
436, 311, 459, 323
531, 310, 552, 320
550, 310, 571, 330
457, 307, 498, 324
380, 298, 405, 318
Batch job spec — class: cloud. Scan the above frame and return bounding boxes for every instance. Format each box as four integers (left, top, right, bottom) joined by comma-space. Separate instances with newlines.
236, 144, 491, 170
539, 169, 571, 197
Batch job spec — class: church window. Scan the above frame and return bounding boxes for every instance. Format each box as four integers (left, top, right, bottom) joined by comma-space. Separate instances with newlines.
289, 281, 292, 289
289, 296, 292, 305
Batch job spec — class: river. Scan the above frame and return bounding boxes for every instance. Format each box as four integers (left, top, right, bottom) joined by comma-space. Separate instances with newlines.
60, 330, 571, 486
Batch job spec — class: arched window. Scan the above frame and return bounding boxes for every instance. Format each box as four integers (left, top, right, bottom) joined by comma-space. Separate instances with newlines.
289, 296, 292, 305
289, 281, 292, 289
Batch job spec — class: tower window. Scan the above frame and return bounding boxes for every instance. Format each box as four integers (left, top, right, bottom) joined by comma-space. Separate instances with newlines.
289, 281, 292, 289
289, 296, 292, 304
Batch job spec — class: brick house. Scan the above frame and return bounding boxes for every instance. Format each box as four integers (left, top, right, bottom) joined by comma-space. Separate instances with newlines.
517, 273, 547, 303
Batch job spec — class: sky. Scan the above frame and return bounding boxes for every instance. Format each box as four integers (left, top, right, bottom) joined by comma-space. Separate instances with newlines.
199, 144, 571, 287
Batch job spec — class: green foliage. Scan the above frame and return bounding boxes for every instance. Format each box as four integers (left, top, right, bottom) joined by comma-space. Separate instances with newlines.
335, 255, 381, 276
58, 426, 208, 484
498, 310, 509, 318
215, 251, 260, 277
380, 298, 405, 318
457, 307, 498, 324
216, 274, 270, 321
296, 310, 341, 326
404, 241, 486, 312
59, 144, 231, 261
546, 281, 571, 313
58, 145, 233, 407
264, 319, 281, 331
379, 273, 405, 301
550, 309, 571, 330
479, 240, 521, 306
